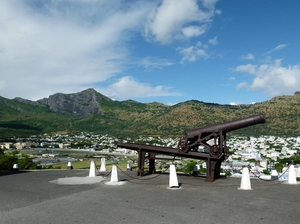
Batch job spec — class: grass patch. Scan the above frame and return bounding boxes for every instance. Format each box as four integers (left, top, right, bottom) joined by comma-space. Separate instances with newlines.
58, 159, 129, 170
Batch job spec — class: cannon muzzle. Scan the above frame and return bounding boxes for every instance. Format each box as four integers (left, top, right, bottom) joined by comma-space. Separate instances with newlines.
186, 114, 265, 137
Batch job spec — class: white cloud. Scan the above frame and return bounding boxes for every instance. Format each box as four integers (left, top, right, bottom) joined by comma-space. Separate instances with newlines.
177, 44, 209, 63
177, 36, 220, 62
239, 53, 255, 60
201, 0, 219, 10
232, 64, 257, 74
0, 0, 222, 102
144, 0, 219, 44
208, 36, 218, 45
138, 57, 173, 71
98, 76, 180, 100
267, 44, 288, 54
182, 25, 207, 38
0, 0, 157, 100
215, 9, 222, 15
232, 59, 300, 97
236, 81, 248, 90
165, 102, 177, 106
0, 80, 6, 90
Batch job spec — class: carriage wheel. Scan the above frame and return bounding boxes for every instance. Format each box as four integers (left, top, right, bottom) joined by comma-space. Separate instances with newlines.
178, 140, 189, 153
209, 145, 222, 158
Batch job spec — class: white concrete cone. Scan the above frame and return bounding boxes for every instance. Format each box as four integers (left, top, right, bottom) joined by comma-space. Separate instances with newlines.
110, 165, 119, 182
67, 161, 73, 170
238, 167, 252, 190
169, 164, 179, 188
270, 170, 279, 180
192, 165, 199, 176
13, 164, 19, 170
126, 163, 132, 171
287, 165, 297, 184
100, 158, 106, 172
89, 160, 97, 177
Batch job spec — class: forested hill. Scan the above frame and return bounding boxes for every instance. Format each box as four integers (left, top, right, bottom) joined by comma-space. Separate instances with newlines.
1, 88, 300, 139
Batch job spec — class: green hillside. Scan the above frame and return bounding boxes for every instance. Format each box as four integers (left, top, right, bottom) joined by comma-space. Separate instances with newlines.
1, 90, 300, 140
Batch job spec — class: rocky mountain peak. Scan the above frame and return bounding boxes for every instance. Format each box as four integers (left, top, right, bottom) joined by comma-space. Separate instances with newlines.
37, 88, 111, 117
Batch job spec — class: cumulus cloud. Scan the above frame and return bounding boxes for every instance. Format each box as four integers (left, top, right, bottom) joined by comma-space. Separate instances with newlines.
232, 59, 300, 97
239, 53, 255, 60
98, 76, 180, 100
182, 25, 207, 38
177, 35, 220, 62
144, 0, 219, 44
177, 42, 209, 62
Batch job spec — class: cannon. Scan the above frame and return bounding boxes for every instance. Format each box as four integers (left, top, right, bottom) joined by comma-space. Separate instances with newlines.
115, 114, 265, 182
177, 114, 265, 158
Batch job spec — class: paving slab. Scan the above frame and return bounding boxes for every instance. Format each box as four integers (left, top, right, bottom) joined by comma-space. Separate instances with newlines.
0, 170, 299, 224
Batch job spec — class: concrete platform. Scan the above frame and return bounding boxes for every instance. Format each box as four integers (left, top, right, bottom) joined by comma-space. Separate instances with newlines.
0, 170, 299, 224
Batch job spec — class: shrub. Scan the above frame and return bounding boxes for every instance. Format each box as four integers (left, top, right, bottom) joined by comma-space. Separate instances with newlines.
184, 160, 197, 174
0, 150, 40, 171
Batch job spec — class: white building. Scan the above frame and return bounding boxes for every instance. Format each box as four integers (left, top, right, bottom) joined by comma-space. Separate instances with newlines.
0, 142, 13, 149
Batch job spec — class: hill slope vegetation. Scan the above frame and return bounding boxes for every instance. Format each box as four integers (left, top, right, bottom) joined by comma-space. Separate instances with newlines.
1, 88, 300, 139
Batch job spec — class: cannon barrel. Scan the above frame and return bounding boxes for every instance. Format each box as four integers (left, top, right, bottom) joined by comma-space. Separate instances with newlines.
186, 114, 265, 137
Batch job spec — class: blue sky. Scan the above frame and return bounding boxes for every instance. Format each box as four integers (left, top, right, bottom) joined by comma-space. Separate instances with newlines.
0, 0, 299, 105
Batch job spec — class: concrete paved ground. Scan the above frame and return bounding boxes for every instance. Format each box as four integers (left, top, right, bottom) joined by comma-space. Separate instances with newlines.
0, 169, 299, 224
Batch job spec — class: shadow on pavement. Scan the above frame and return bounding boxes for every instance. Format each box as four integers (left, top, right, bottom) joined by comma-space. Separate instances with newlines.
0, 170, 30, 176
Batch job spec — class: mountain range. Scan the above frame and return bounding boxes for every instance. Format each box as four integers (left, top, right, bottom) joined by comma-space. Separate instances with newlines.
1, 88, 300, 140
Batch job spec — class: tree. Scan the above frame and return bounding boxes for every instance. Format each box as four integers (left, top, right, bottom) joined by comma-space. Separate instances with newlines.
184, 160, 197, 174
275, 163, 283, 172
225, 170, 232, 176
0, 150, 39, 171
18, 154, 40, 170
0, 152, 18, 171
262, 169, 270, 175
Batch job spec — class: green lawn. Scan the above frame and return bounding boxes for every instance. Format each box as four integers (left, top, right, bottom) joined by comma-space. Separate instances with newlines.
58, 159, 130, 170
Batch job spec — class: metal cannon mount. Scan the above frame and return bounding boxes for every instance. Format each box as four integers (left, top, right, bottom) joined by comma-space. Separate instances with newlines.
177, 114, 265, 159
115, 114, 265, 182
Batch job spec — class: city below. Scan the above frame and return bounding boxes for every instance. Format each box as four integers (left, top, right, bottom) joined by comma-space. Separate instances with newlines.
1, 133, 300, 180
